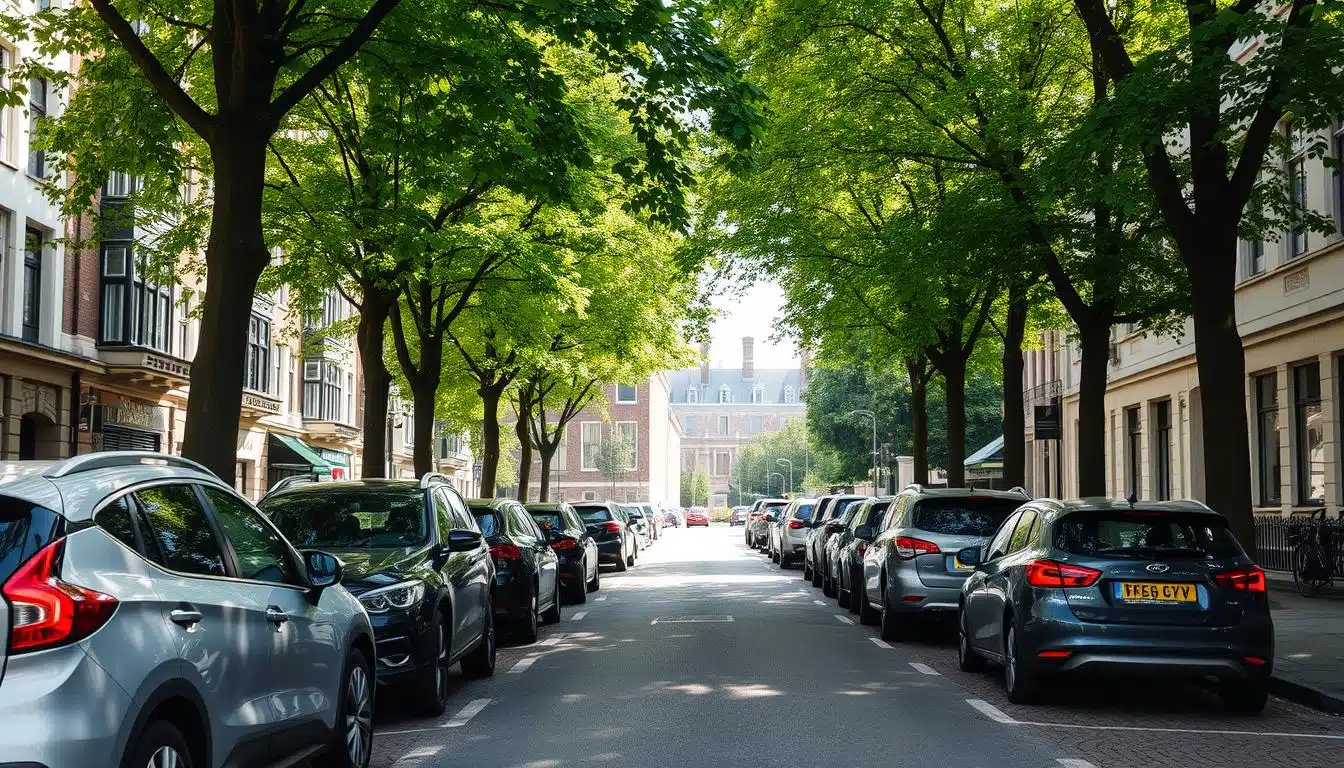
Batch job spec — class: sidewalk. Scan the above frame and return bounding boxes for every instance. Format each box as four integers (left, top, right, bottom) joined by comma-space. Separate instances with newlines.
1267, 571, 1344, 713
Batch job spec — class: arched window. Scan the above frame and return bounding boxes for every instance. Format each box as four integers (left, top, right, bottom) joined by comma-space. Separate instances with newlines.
719, 385, 732, 404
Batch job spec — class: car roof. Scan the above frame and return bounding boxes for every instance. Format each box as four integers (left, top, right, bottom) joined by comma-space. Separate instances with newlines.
525, 503, 569, 512
901, 485, 1031, 501
0, 453, 227, 522
468, 498, 516, 511
1028, 496, 1222, 518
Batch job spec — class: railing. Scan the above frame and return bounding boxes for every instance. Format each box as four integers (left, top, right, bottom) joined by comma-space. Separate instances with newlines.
1021, 380, 1062, 414
1254, 515, 1344, 573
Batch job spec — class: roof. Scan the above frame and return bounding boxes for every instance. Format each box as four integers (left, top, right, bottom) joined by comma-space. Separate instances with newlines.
964, 435, 1005, 467
0, 453, 224, 521
1032, 497, 1220, 517
665, 367, 805, 405
902, 484, 1030, 501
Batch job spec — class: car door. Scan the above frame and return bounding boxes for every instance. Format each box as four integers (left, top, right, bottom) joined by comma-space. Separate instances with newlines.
201, 485, 343, 754
131, 482, 280, 764
971, 510, 1034, 655
516, 504, 558, 607
563, 504, 598, 581
865, 495, 908, 595
443, 488, 490, 654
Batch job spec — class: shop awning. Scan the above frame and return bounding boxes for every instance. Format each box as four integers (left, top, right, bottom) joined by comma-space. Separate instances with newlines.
964, 435, 1005, 469
269, 433, 338, 476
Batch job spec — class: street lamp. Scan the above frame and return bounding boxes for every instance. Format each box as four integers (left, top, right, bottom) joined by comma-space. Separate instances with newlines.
777, 458, 793, 495
847, 409, 879, 496
769, 471, 785, 496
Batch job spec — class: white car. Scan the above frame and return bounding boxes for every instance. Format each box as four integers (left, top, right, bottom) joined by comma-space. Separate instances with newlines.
771, 497, 818, 568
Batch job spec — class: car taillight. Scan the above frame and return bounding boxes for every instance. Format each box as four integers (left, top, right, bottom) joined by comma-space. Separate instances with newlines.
550, 537, 578, 551
1214, 566, 1266, 593
787, 520, 805, 530
1025, 559, 1101, 588
602, 522, 623, 534
489, 543, 522, 560
894, 536, 940, 559
3, 538, 119, 654
856, 542, 867, 557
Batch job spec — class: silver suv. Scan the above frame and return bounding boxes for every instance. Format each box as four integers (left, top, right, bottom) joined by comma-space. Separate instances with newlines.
0, 453, 376, 768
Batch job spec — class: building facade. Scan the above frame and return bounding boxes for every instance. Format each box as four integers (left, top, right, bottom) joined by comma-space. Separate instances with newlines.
666, 337, 807, 506
1021, 330, 1066, 499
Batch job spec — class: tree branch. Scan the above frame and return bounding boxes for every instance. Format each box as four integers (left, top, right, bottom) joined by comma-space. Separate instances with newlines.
269, 0, 403, 123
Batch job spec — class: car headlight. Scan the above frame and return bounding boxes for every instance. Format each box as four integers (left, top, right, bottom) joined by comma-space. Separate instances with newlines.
359, 580, 426, 614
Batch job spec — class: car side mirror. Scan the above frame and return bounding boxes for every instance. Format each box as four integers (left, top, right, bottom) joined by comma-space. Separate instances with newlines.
825, 521, 844, 533
302, 550, 343, 589
447, 529, 484, 552
957, 546, 983, 567
854, 525, 874, 541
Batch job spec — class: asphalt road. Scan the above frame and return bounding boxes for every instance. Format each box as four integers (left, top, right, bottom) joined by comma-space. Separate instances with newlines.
369, 525, 1344, 768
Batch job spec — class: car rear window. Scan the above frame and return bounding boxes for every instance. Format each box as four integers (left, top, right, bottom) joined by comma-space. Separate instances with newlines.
531, 513, 564, 532
574, 506, 612, 523
831, 498, 859, 519
763, 502, 787, 513
1054, 510, 1245, 560
0, 498, 62, 583
792, 504, 815, 520
471, 509, 503, 537
911, 498, 1021, 536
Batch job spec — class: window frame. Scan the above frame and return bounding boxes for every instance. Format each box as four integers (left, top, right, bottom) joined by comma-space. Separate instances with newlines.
302, 358, 344, 422
1125, 406, 1142, 498
1152, 400, 1172, 501
245, 314, 271, 394
580, 421, 602, 472
126, 481, 231, 580
0, 45, 12, 164
26, 77, 46, 179
1288, 121, 1309, 257
98, 243, 175, 354
686, 387, 698, 403
1256, 372, 1282, 506
717, 414, 730, 436
614, 421, 638, 470
718, 385, 731, 404
985, 511, 1022, 561
1293, 361, 1325, 506
616, 383, 638, 404
22, 228, 42, 343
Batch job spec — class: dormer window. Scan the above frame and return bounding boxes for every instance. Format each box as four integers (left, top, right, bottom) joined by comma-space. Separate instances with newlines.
719, 385, 732, 404
687, 387, 699, 403
751, 386, 763, 404
783, 386, 796, 404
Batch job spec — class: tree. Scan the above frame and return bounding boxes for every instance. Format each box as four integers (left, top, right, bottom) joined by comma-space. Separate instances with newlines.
594, 431, 636, 496
681, 470, 711, 507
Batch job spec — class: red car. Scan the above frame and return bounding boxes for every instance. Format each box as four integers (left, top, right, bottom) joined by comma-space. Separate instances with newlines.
685, 507, 710, 527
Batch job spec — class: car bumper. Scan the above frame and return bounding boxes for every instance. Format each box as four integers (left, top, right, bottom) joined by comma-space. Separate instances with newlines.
558, 559, 586, 585
0, 644, 131, 767
595, 539, 624, 562
889, 569, 963, 615
492, 576, 536, 620
370, 604, 436, 684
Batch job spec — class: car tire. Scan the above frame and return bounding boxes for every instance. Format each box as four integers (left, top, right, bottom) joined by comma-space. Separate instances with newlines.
957, 607, 987, 673
823, 567, 836, 598
803, 560, 812, 580
518, 586, 540, 644
615, 551, 629, 572
461, 608, 497, 678
1003, 624, 1039, 704
570, 569, 588, 604
779, 550, 791, 569
626, 549, 636, 567
542, 580, 562, 625
857, 579, 880, 625
588, 563, 601, 592
410, 610, 451, 716
879, 586, 911, 642
812, 560, 824, 588
1221, 680, 1270, 714
315, 647, 374, 768
122, 719, 194, 768
846, 568, 862, 613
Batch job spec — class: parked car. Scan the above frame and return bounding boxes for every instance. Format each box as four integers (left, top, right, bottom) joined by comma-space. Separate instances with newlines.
573, 501, 638, 570
769, 498, 817, 568
0, 452, 378, 768
527, 502, 601, 602
859, 486, 1029, 640
468, 499, 562, 644
663, 507, 684, 527
623, 504, 653, 544
831, 497, 895, 612
805, 494, 866, 588
686, 507, 710, 527
747, 499, 788, 547
821, 497, 872, 597
636, 503, 662, 540
956, 498, 1273, 711
730, 505, 750, 526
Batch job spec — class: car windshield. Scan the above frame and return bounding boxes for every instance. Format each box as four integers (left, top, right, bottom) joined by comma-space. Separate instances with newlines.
1055, 510, 1245, 560
531, 512, 564, 532
832, 498, 860, 519
470, 508, 502, 537
575, 506, 613, 523
265, 489, 429, 549
625, 508, 644, 518
911, 497, 1022, 537
792, 503, 815, 520
763, 502, 787, 513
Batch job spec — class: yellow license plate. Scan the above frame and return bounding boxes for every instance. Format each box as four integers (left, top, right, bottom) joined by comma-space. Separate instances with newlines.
1118, 582, 1197, 603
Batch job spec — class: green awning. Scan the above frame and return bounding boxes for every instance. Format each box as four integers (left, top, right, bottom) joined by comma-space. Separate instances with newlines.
270, 433, 337, 476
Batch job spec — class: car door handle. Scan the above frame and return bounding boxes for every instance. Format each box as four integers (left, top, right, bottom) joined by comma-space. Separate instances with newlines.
265, 607, 289, 625
170, 609, 202, 627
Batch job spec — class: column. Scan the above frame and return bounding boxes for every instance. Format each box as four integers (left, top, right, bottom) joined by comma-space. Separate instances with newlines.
1277, 363, 1293, 513
1139, 401, 1152, 500
1319, 353, 1339, 517
1173, 390, 1187, 499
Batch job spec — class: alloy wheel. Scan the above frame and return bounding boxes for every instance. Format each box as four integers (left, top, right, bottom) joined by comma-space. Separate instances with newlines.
345, 663, 373, 767
1005, 627, 1018, 692
436, 623, 450, 703
147, 746, 182, 768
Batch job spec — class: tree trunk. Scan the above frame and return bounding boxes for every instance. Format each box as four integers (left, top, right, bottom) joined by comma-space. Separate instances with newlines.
1188, 240, 1256, 556
479, 380, 504, 496
515, 400, 533, 501
1076, 319, 1112, 497
906, 358, 929, 484
181, 134, 270, 482
1001, 289, 1029, 489
410, 336, 443, 477
357, 287, 396, 478
538, 449, 555, 502
942, 355, 967, 488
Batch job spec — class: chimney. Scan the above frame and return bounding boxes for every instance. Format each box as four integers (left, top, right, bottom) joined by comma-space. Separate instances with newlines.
742, 337, 755, 380
700, 342, 711, 385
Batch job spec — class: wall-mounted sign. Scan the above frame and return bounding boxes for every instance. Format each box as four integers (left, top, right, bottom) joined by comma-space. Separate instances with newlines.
241, 393, 282, 414
94, 402, 168, 433
1034, 401, 1061, 441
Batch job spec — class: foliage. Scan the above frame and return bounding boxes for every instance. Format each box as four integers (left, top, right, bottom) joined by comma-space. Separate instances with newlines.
680, 470, 711, 507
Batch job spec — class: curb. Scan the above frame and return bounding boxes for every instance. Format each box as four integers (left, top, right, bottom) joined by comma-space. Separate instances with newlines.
1270, 674, 1344, 715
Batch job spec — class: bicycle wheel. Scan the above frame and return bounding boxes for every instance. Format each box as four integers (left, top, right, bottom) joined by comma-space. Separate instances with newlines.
1294, 543, 1327, 597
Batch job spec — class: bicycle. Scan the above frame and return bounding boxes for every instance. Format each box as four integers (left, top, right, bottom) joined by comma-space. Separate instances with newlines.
1290, 508, 1335, 597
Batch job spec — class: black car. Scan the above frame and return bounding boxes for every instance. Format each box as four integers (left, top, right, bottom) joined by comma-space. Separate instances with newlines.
261, 475, 497, 717
470, 498, 562, 644
805, 494, 865, 588
573, 501, 637, 570
527, 501, 601, 603
831, 497, 894, 614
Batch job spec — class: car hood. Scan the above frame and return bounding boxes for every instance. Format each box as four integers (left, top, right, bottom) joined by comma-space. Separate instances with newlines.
324, 546, 432, 595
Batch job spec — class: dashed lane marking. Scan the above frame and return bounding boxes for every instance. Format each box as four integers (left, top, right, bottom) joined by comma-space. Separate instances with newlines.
391, 745, 443, 766
869, 638, 893, 649
966, 698, 1344, 739
966, 699, 1016, 724
507, 655, 540, 674
909, 662, 940, 676
595, 596, 608, 602
1056, 761, 1098, 768
833, 614, 855, 625
569, 611, 588, 621
538, 633, 567, 647
813, 600, 827, 606
445, 698, 491, 728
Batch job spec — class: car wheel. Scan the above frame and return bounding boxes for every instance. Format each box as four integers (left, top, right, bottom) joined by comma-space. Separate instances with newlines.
857, 579, 880, 625
1003, 624, 1039, 704
615, 550, 629, 572
626, 548, 636, 567
957, 607, 987, 673
879, 585, 911, 642
570, 567, 589, 604
779, 550, 791, 569
1220, 679, 1270, 714
410, 611, 451, 716
518, 586, 540, 644
812, 560, 824, 588
588, 563, 601, 592
123, 719, 194, 768
823, 567, 836, 598
542, 580, 562, 624
803, 560, 812, 580
315, 647, 374, 768
461, 608, 496, 678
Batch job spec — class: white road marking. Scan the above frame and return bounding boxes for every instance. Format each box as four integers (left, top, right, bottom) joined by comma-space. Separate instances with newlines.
595, 596, 608, 602
650, 615, 734, 624
813, 600, 827, 606
538, 633, 567, 647
392, 745, 443, 766
445, 698, 492, 728
966, 699, 1017, 724
1056, 760, 1098, 768
507, 655, 541, 674
909, 662, 940, 676
869, 638, 893, 649
833, 614, 855, 625
569, 611, 588, 621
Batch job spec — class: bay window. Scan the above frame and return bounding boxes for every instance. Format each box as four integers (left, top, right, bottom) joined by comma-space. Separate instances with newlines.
245, 315, 270, 394
302, 359, 344, 422
100, 244, 173, 353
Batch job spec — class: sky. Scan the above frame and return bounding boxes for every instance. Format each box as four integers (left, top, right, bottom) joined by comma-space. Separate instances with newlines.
705, 279, 800, 370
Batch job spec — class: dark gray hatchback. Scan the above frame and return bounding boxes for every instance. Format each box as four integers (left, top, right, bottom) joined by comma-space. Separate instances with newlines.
956, 498, 1273, 712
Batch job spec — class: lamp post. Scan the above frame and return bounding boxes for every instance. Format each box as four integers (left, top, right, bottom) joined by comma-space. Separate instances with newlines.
847, 409, 878, 496
769, 472, 785, 496
777, 458, 793, 495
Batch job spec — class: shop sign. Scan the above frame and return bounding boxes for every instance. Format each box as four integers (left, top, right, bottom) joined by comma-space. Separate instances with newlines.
241, 393, 282, 414
1034, 401, 1061, 441
317, 447, 350, 465
97, 402, 168, 433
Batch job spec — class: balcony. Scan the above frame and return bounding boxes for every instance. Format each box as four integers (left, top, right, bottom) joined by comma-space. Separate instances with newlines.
303, 419, 360, 442
1022, 380, 1062, 415
98, 348, 191, 390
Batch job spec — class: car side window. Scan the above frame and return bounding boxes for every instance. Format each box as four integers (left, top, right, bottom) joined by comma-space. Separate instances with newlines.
985, 511, 1022, 561
433, 490, 454, 541
134, 484, 227, 577
443, 488, 479, 532
510, 506, 539, 543
561, 506, 584, 532
883, 497, 908, 531
203, 486, 299, 585
847, 503, 868, 532
1006, 510, 1039, 556
96, 495, 143, 554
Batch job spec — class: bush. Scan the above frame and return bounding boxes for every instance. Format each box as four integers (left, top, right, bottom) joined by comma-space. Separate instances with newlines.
710, 507, 732, 523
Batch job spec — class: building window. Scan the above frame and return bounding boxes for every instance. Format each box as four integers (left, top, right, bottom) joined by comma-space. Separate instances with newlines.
1288, 122, 1308, 257
302, 359, 343, 421
713, 450, 730, 477
176, 293, 192, 359
582, 491, 596, 501
1125, 406, 1141, 498
404, 410, 414, 448
1152, 400, 1172, 501
686, 387, 698, 403
1294, 362, 1325, 505
751, 386, 763, 404
245, 315, 271, 394
553, 431, 567, 472
718, 385, 731, 404
27, 78, 46, 178
783, 386, 796, 404
750, 414, 764, 434
1256, 373, 1281, 506
22, 228, 42, 343
580, 422, 602, 471
105, 172, 141, 198
717, 415, 729, 435
684, 415, 696, 434
616, 384, 637, 404
306, 291, 344, 331
1336, 123, 1344, 235
437, 433, 461, 459
99, 245, 174, 353
615, 421, 637, 470
0, 46, 12, 163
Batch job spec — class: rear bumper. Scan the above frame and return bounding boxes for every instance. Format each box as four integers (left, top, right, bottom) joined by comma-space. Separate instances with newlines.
0, 644, 131, 767
492, 576, 535, 620
890, 567, 965, 614
595, 539, 624, 562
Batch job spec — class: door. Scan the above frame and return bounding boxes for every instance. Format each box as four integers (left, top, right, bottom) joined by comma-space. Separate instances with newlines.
976, 511, 1037, 655
513, 504, 558, 610
433, 488, 474, 655
965, 510, 1022, 654
132, 483, 279, 762
442, 487, 490, 652
201, 485, 342, 748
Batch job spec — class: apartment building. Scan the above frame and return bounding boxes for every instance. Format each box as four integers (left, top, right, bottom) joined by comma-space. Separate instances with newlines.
1021, 330, 1066, 498
666, 337, 807, 506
